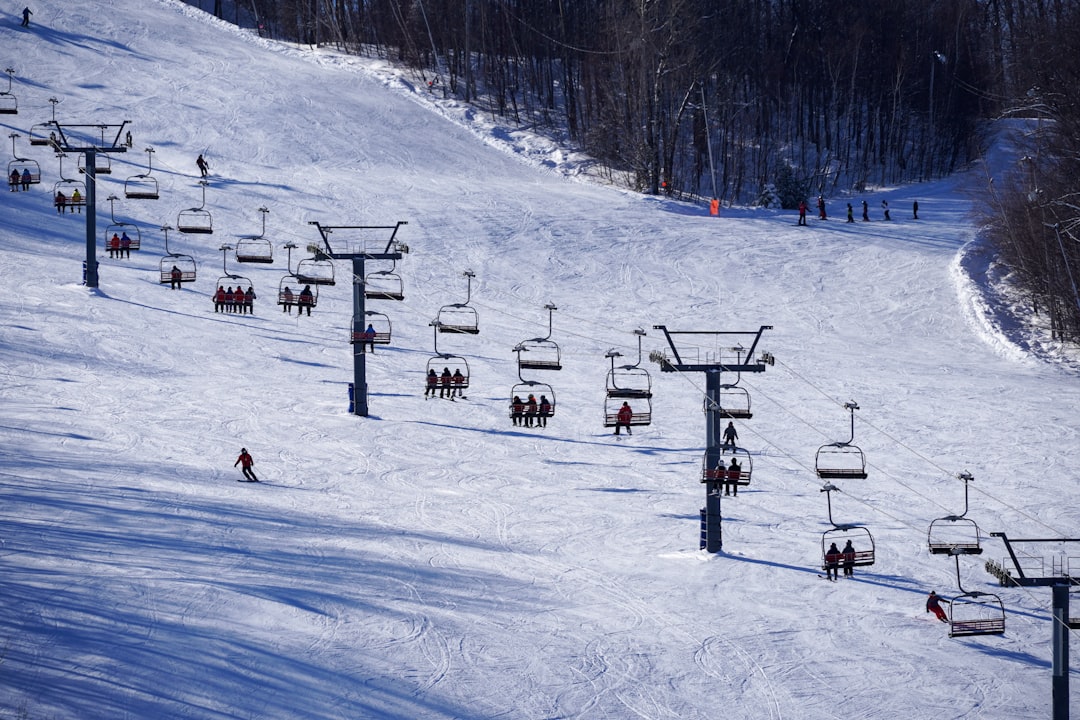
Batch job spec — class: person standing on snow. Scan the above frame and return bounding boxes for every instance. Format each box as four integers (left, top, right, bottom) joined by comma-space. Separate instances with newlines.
862, 199, 870, 221
817, 195, 827, 220
21, 7, 32, 27
196, 154, 209, 178
798, 199, 808, 226
234, 448, 259, 482
926, 591, 949, 623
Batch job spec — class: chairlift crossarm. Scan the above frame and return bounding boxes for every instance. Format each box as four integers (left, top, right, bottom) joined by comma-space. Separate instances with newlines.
308, 221, 408, 260
987, 533, 1080, 586
651, 325, 773, 373
48, 122, 131, 153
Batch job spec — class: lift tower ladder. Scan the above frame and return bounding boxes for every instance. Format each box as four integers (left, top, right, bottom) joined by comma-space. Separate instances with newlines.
309, 221, 408, 417
651, 325, 773, 553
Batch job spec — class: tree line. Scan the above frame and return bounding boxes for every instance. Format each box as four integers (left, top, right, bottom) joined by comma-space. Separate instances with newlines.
191, 0, 1079, 341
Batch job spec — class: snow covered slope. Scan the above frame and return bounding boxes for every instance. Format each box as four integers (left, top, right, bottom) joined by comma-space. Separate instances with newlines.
1, 1, 1077, 717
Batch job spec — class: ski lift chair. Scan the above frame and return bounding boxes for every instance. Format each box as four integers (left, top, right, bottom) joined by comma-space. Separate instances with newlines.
437, 270, 479, 333
125, 147, 159, 199
352, 311, 392, 346
295, 255, 336, 285
700, 447, 753, 488
235, 237, 274, 263
945, 552, 1005, 637
715, 384, 753, 419
815, 402, 868, 479
29, 123, 55, 146
7, 158, 40, 186
177, 180, 213, 233
364, 269, 405, 300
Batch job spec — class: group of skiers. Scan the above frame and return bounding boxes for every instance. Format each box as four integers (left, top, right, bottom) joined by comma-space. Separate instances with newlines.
510, 393, 551, 427
799, 197, 913, 225
8, 168, 33, 191
214, 285, 255, 313
426, 367, 467, 400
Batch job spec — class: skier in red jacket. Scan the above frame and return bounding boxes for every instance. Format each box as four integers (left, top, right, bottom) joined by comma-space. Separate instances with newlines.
615, 401, 634, 435
234, 448, 258, 482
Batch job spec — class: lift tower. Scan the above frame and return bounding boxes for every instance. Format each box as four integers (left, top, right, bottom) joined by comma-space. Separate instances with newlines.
50, 122, 129, 288
309, 221, 408, 417
652, 325, 773, 552
988, 533, 1080, 720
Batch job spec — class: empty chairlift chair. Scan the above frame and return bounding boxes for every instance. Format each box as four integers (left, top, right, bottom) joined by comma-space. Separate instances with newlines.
944, 552, 1006, 638
125, 147, 159, 200
815, 401, 868, 479
29, 122, 56, 147
177, 180, 213, 233
295, 251, 336, 286
436, 270, 479, 334
0, 68, 17, 115
927, 472, 984, 556
235, 207, 273, 263
516, 304, 562, 371
716, 384, 752, 419
365, 269, 405, 300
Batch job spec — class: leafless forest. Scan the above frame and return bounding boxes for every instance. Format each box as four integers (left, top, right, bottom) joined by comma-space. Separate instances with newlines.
196, 0, 1080, 340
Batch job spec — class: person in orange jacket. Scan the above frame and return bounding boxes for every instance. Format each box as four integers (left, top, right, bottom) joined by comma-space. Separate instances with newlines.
234, 448, 258, 482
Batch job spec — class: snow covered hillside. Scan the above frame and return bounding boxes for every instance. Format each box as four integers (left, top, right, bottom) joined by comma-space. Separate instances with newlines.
1, 1, 1078, 718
